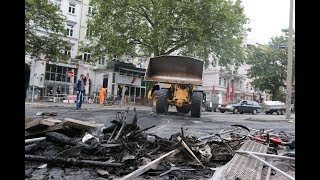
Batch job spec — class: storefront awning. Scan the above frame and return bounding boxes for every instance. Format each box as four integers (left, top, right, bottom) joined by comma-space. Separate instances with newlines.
118, 67, 145, 74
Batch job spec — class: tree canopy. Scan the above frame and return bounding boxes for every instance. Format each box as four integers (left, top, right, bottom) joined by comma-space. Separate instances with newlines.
25, 0, 70, 61
246, 29, 295, 100
85, 0, 248, 67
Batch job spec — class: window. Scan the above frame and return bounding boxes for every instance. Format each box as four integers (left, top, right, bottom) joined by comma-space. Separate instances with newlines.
67, 25, 73, 37
99, 58, 105, 65
86, 28, 92, 37
88, 6, 93, 15
246, 83, 249, 91
68, 3, 75, 14
219, 77, 222, 86
113, 55, 117, 61
240, 81, 243, 89
223, 78, 226, 87
83, 52, 91, 61
64, 49, 71, 58
50, 0, 61, 8
112, 73, 115, 83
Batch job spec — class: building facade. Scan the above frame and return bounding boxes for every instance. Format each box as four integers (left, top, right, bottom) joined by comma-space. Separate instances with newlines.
26, 1, 269, 104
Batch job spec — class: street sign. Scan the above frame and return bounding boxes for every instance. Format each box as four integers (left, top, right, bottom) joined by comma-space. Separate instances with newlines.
68, 71, 74, 77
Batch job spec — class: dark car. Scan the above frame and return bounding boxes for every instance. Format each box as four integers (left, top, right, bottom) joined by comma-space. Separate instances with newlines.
232, 100, 261, 114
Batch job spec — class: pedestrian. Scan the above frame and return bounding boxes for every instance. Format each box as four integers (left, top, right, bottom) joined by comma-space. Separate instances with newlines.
99, 87, 107, 105
76, 74, 85, 110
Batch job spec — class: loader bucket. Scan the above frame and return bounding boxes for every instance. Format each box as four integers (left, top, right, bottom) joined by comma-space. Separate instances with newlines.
144, 55, 204, 85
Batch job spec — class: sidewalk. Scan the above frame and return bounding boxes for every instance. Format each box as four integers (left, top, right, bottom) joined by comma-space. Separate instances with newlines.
245, 114, 295, 123
25, 101, 152, 111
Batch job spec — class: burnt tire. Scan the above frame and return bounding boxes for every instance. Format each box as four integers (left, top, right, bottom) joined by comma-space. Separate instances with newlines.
156, 89, 169, 114
176, 106, 191, 114
220, 110, 225, 113
191, 92, 203, 118
252, 109, 257, 115
233, 108, 239, 114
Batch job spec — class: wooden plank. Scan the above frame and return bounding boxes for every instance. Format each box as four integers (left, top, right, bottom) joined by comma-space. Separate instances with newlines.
63, 118, 98, 131
43, 118, 63, 124
100, 143, 122, 148
25, 123, 64, 137
25, 119, 56, 131
119, 149, 180, 180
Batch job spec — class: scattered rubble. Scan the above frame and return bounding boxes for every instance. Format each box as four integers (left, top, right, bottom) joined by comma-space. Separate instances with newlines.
25, 108, 295, 179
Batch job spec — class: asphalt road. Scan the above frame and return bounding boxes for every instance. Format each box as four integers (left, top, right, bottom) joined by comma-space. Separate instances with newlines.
25, 103, 295, 139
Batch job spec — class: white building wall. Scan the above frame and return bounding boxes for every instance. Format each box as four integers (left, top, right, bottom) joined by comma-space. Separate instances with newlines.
62, 0, 82, 58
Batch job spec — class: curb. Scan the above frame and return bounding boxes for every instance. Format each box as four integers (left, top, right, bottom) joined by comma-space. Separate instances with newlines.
245, 118, 295, 123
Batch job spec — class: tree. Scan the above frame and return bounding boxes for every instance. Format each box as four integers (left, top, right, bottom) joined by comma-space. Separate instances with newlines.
25, 0, 70, 61
85, 0, 248, 67
246, 29, 295, 100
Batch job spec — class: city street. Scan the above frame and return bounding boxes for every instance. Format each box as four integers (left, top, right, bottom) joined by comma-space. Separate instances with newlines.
25, 102, 295, 179
25, 102, 295, 139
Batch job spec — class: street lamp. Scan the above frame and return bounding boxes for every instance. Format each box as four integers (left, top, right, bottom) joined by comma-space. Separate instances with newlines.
285, 0, 294, 119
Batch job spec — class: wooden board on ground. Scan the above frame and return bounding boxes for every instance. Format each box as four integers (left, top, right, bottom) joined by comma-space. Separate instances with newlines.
25, 123, 64, 137
44, 118, 63, 124
211, 140, 268, 180
119, 149, 180, 180
25, 118, 34, 123
63, 118, 98, 131
36, 111, 58, 116
25, 119, 56, 131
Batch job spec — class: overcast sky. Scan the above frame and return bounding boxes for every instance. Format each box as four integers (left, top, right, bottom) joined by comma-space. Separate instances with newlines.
241, 0, 295, 45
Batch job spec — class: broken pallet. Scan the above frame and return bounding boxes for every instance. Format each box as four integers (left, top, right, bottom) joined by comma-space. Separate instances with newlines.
211, 140, 268, 180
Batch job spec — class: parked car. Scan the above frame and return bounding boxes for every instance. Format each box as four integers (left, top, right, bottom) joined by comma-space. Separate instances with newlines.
203, 101, 219, 112
218, 100, 240, 113
203, 95, 220, 112
260, 101, 285, 115
233, 100, 261, 114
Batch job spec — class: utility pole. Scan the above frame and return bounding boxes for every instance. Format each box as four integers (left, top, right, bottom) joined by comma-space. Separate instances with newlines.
285, 0, 294, 119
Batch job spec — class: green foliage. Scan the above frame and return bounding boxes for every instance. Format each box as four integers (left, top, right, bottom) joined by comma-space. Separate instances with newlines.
25, 0, 70, 62
86, 0, 248, 67
246, 29, 295, 100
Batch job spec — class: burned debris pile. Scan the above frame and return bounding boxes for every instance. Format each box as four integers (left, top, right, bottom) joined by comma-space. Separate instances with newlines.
25, 108, 295, 179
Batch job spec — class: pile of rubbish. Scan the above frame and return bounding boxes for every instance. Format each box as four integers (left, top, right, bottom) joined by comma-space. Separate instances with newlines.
25, 108, 295, 179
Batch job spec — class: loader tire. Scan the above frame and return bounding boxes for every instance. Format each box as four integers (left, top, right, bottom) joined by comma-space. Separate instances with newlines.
176, 106, 191, 114
152, 90, 159, 108
191, 92, 203, 118
156, 89, 169, 114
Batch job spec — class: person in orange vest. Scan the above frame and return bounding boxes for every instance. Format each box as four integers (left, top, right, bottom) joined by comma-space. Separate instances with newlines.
99, 87, 107, 105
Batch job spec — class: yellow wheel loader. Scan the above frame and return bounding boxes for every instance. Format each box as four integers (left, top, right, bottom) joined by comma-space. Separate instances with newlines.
145, 55, 204, 118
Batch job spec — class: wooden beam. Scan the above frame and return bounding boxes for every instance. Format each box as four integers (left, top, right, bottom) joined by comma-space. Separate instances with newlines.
177, 136, 205, 168
25, 155, 122, 168
25, 119, 56, 131
119, 149, 180, 180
